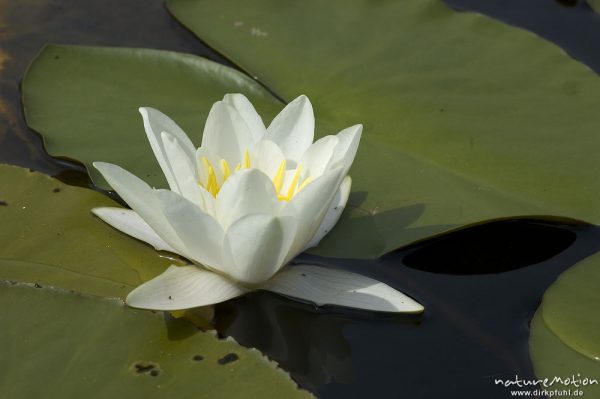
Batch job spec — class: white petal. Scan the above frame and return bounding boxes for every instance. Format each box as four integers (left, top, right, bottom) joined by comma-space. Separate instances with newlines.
155, 190, 224, 270
215, 169, 280, 229
267, 95, 314, 163
299, 135, 339, 180
282, 166, 345, 257
304, 175, 352, 249
201, 101, 253, 166
223, 93, 266, 142
262, 265, 424, 313
332, 124, 362, 175
161, 131, 202, 201
92, 207, 176, 253
139, 107, 196, 191
252, 140, 286, 180
126, 265, 248, 310
222, 214, 296, 285
93, 162, 186, 254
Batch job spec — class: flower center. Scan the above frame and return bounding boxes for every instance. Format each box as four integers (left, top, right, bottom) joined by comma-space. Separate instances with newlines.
198, 150, 313, 201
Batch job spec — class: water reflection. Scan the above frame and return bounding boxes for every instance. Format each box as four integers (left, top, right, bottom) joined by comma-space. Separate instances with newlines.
215, 292, 361, 391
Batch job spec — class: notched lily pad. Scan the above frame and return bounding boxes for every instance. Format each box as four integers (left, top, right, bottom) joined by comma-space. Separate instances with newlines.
0, 282, 313, 398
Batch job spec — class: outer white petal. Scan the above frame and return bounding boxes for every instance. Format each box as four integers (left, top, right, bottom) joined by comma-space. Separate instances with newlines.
252, 140, 286, 180
222, 214, 297, 285
139, 107, 196, 191
282, 166, 345, 258
93, 162, 186, 254
332, 124, 362, 175
201, 101, 253, 166
223, 93, 266, 142
92, 207, 176, 253
262, 265, 424, 313
155, 190, 224, 270
304, 175, 352, 249
299, 135, 339, 180
215, 169, 280, 229
161, 131, 201, 202
126, 265, 248, 310
266, 95, 314, 163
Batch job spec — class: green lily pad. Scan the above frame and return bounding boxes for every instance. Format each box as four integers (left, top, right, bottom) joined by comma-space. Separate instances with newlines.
530, 312, 600, 397
529, 251, 600, 396
23, 0, 600, 258
588, 0, 600, 13
164, 0, 600, 257
0, 164, 183, 298
0, 282, 312, 399
540, 251, 600, 360
22, 44, 283, 189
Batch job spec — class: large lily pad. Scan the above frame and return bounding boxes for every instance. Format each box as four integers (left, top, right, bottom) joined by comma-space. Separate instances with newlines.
0, 164, 183, 298
164, 0, 600, 257
23, 0, 600, 258
22, 44, 283, 188
0, 282, 311, 398
529, 251, 600, 396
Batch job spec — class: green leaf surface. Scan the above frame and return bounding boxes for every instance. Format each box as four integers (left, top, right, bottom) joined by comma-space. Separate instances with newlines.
0, 282, 312, 399
22, 44, 283, 190
529, 312, 600, 398
540, 251, 600, 361
589, 0, 600, 13
0, 164, 183, 298
529, 252, 600, 396
164, 0, 600, 257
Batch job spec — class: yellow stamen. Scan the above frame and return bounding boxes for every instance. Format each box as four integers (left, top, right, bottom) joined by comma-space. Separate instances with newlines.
297, 176, 313, 193
272, 160, 286, 193
220, 159, 231, 180
284, 164, 303, 200
201, 156, 212, 175
206, 165, 218, 196
234, 163, 241, 171
243, 149, 251, 169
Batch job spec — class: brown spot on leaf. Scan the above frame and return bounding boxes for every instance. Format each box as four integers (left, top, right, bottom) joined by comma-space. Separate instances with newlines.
217, 353, 239, 365
192, 354, 204, 362
131, 361, 161, 377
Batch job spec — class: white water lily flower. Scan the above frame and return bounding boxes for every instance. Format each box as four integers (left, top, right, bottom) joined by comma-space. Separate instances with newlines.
92, 94, 423, 313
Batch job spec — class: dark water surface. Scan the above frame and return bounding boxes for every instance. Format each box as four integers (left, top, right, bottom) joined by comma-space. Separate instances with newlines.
1, 0, 600, 398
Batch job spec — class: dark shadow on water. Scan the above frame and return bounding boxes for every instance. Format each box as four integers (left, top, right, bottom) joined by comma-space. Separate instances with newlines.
402, 218, 578, 275
219, 220, 600, 398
